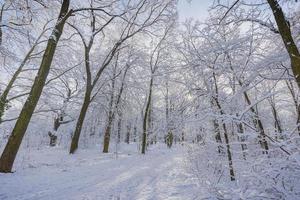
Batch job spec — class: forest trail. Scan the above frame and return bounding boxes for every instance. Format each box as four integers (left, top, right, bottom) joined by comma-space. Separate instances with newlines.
0, 145, 196, 200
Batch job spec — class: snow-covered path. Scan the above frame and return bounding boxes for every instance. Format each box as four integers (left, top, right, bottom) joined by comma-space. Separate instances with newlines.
0, 145, 196, 200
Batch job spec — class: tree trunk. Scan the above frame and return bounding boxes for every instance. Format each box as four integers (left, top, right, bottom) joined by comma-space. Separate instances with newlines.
125, 122, 130, 144
141, 77, 153, 154
286, 80, 300, 136
267, 0, 300, 88
237, 123, 247, 160
69, 90, 91, 154
147, 101, 153, 146
214, 119, 223, 154
243, 89, 269, 153
117, 112, 122, 143
211, 70, 235, 181
222, 123, 235, 181
103, 64, 117, 153
269, 98, 283, 136
102, 116, 113, 153
0, 4, 4, 46
133, 122, 137, 142
0, 0, 70, 173
70, 34, 95, 154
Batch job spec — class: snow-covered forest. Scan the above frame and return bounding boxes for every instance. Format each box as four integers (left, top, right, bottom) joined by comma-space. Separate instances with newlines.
0, 0, 300, 199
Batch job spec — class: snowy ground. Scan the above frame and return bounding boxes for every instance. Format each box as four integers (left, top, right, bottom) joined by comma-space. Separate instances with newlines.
0, 144, 197, 200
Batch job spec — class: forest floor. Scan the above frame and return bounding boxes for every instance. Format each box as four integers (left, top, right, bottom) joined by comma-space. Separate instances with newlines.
0, 143, 198, 200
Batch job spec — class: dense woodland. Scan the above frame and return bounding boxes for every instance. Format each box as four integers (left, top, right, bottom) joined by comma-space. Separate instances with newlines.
0, 0, 300, 199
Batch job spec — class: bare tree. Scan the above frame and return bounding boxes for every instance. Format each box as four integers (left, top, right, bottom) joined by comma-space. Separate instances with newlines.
69, 0, 176, 154
0, 0, 71, 173
141, 23, 173, 154
0, 21, 50, 123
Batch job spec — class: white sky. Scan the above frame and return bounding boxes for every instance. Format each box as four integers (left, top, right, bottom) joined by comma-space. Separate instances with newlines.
178, 0, 212, 21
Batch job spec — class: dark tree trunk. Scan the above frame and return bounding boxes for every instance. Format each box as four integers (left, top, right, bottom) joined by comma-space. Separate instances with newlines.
222, 123, 235, 181
212, 70, 235, 181
141, 77, 153, 154
103, 62, 116, 153
269, 98, 283, 136
102, 58, 128, 152
0, 4, 4, 46
243, 90, 269, 153
147, 102, 153, 146
133, 122, 137, 142
117, 113, 122, 143
237, 123, 247, 160
286, 80, 300, 136
69, 90, 91, 154
69, 33, 95, 154
125, 122, 130, 144
267, 0, 300, 89
0, 0, 70, 173
214, 119, 223, 154
103, 116, 113, 153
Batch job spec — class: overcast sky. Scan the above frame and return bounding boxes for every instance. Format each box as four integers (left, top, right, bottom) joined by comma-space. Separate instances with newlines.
178, 0, 212, 21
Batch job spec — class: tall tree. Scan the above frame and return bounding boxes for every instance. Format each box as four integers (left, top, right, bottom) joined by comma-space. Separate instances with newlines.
70, 0, 177, 153
141, 23, 173, 154
0, 22, 49, 123
0, 0, 71, 173
267, 0, 300, 89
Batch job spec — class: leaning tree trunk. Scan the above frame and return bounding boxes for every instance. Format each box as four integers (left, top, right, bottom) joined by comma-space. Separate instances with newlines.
267, 0, 300, 88
213, 97, 236, 181
286, 80, 300, 136
103, 62, 128, 153
69, 90, 91, 154
213, 116, 223, 154
243, 92, 269, 153
141, 77, 153, 154
212, 70, 235, 181
269, 98, 283, 135
0, 4, 4, 46
70, 42, 94, 154
0, 0, 70, 173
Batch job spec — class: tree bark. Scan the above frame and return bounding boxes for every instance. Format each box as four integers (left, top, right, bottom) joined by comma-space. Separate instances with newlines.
267, 0, 300, 88
103, 61, 129, 153
269, 98, 283, 135
103, 62, 117, 153
222, 123, 235, 181
237, 123, 247, 160
141, 77, 153, 154
286, 80, 300, 136
102, 115, 113, 153
69, 89, 91, 154
0, 0, 70, 173
243, 92, 269, 153
117, 113, 122, 143
125, 122, 130, 144
212, 70, 235, 181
